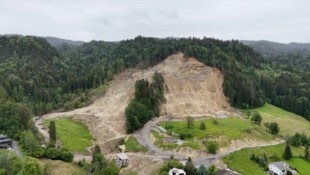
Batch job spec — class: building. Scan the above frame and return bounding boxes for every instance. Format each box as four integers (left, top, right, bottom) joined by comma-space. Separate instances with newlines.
169, 168, 186, 175
115, 153, 129, 167
0, 135, 13, 149
216, 169, 240, 175
268, 162, 290, 175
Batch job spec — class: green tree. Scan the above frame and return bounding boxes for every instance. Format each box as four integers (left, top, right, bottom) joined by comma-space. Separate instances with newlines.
49, 121, 56, 145
197, 165, 207, 175
21, 157, 41, 175
283, 144, 292, 160
186, 116, 194, 129
184, 157, 196, 175
305, 145, 309, 160
264, 122, 279, 135
206, 141, 218, 154
251, 112, 262, 125
199, 122, 206, 130
207, 164, 216, 175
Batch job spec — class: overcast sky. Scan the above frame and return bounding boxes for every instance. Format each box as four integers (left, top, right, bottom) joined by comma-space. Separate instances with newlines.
0, 0, 309, 43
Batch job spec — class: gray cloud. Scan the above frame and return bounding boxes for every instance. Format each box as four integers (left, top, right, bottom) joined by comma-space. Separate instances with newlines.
0, 0, 309, 43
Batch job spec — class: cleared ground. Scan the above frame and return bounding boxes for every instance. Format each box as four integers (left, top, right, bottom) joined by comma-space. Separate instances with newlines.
249, 103, 310, 136
223, 143, 308, 175
42, 53, 234, 153
43, 117, 93, 153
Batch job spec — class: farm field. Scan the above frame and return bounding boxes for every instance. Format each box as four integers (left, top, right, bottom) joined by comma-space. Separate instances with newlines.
249, 103, 310, 136
38, 159, 89, 175
159, 117, 275, 148
223, 143, 308, 175
43, 117, 93, 153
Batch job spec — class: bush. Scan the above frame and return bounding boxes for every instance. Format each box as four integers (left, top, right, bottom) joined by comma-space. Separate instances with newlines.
60, 149, 74, 162
45, 148, 73, 162
212, 119, 218, 125
251, 112, 262, 125
206, 141, 218, 154
264, 122, 279, 135
199, 122, 206, 130
45, 148, 61, 159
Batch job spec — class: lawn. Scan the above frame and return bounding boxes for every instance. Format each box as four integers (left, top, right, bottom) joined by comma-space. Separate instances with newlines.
223, 143, 308, 175
160, 117, 275, 147
38, 159, 89, 175
43, 117, 93, 153
124, 136, 147, 152
249, 103, 310, 136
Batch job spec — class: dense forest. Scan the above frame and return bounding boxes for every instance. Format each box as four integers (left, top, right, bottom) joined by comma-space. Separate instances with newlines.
125, 73, 165, 133
0, 35, 309, 139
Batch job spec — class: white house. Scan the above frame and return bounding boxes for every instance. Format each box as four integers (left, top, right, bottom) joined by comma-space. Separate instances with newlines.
115, 153, 129, 167
169, 168, 186, 175
268, 162, 290, 175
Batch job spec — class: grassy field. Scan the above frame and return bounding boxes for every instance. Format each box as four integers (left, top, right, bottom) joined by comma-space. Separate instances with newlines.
223, 143, 309, 175
124, 136, 147, 152
249, 103, 310, 136
38, 159, 89, 175
43, 117, 93, 153
160, 117, 275, 148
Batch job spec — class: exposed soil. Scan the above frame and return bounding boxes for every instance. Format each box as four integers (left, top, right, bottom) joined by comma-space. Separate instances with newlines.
41, 53, 233, 153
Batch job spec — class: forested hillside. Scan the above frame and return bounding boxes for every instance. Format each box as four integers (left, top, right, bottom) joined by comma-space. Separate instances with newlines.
0, 35, 309, 138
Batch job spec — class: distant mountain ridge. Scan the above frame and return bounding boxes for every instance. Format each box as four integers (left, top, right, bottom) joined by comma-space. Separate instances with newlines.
241, 40, 310, 57
45, 36, 84, 47
1, 34, 84, 47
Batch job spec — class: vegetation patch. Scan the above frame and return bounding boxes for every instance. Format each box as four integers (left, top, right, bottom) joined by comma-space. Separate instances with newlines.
43, 117, 93, 153
38, 159, 88, 175
124, 136, 147, 152
247, 103, 310, 136
223, 143, 308, 175
160, 117, 275, 148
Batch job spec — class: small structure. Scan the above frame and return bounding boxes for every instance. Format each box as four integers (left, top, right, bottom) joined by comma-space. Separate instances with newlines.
0, 135, 13, 149
268, 162, 290, 175
115, 153, 129, 167
169, 168, 186, 175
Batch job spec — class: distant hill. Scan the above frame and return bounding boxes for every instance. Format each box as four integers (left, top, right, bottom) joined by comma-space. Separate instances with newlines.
44, 36, 84, 47
241, 40, 310, 57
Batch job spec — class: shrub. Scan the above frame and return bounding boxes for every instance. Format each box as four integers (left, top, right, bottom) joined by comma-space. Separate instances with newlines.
199, 122, 206, 130
206, 141, 218, 154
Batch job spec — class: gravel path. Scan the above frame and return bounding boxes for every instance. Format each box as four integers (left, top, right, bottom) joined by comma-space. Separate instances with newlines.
134, 116, 285, 168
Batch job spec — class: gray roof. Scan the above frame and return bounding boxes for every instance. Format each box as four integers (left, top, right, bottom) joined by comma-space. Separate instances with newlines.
116, 153, 129, 160
0, 139, 12, 144
270, 162, 289, 170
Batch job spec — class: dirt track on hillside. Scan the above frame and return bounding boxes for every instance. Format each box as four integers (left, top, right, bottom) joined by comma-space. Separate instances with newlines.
41, 53, 234, 153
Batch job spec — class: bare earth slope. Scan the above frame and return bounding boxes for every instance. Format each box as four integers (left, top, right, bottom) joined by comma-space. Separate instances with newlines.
42, 53, 234, 152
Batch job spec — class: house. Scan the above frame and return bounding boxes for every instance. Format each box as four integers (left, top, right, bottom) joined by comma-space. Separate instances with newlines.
115, 153, 129, 167
169, 168, 186, 175
0, 135, 13, 149
268, 162, 290, 175
216, 169, 240, 175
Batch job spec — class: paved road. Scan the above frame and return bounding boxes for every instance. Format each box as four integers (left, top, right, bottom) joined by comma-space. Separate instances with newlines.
134, 116, 285, 168
12, 141, 22, 157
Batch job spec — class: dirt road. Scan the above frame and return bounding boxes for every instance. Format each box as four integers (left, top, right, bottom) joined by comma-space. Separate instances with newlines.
134, 116, 285, 168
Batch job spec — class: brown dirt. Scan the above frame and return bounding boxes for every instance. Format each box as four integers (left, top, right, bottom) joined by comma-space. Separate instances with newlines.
42, 53, 233, 153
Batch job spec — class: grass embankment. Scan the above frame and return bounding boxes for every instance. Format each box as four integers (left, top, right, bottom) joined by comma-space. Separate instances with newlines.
43, 117, 93, 153
159, 117, 275, 148
38, 159, 89, 175
248, 103, 310, 136
223, 143, 309, 175
124, 136, 147, 152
